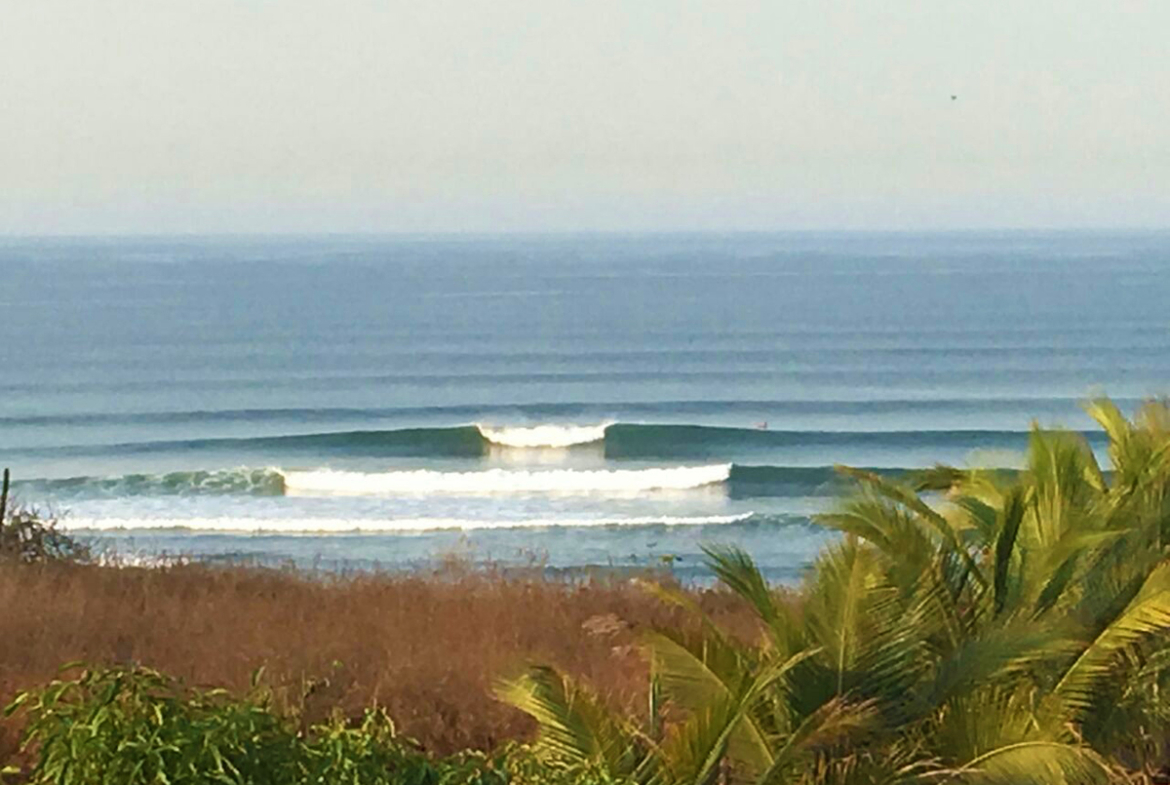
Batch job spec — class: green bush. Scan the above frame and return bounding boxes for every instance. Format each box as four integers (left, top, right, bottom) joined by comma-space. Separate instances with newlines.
2, 666, 614, 785
5, 666, 298, 784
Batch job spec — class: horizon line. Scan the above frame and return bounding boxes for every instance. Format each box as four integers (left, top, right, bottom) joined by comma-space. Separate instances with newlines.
2, 226, 1168, 242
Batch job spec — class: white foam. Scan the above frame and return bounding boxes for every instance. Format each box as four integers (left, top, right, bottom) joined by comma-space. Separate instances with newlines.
95, 552, 193, 568
64, 512, 755, 533
475, 423, 609, 448
279, 464, 731, 496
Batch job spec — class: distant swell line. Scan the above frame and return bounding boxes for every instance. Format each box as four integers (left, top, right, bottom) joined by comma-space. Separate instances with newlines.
4, 366, 1168, 394
1, 396, 1144, 429
7, 421, 1106, 460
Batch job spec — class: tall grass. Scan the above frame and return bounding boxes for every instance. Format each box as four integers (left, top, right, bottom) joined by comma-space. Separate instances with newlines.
0, 562, 754, 769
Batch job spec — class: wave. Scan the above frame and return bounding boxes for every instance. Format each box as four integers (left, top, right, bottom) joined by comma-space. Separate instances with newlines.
601, 424, 1089, 458
0, 396, 1137, 428
20, 464, 874, 501
64, 512, 760, 533
475, 423, 608, 448
279, 464, 732, 495
10, 421, 1098, 460
17, 468, 286, 499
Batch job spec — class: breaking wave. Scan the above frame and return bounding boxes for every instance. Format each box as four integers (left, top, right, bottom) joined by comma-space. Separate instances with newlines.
18, 468, 286, 499
279, 464, 732, 495
475, 422, 609, 448
65, 512, 760, 533
18, 464, 885, 501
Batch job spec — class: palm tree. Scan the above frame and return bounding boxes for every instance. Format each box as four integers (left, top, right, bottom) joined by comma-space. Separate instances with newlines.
500, 399, 1170, 785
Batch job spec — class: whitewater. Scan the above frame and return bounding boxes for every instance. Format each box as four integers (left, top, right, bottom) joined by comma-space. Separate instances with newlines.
3, 232, 1168, 582
280, 464, 732, 495
475, 422, 608, 448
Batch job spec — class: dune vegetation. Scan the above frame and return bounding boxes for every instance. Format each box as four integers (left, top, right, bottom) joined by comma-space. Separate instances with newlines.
3, 398, 1170, 783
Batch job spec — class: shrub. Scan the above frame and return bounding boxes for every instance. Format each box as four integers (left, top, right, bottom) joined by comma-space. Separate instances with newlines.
0, 467, 88, 565
5, 666, 298, 784
2, 665, 611, 785
0, 507, 89, 565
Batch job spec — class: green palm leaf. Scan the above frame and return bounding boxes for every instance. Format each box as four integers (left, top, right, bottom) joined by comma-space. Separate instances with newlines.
804, 538, 890, 697
496, 665, 638, 776
643, 631, 774, 776
648, 649, 819, 785
927, 741, 1116, 784
832, 467, 988, 592
992, 487, 1026, 617
1052, 560, 1170, 722
756, 698, 879, 785
703, 545, 783, 631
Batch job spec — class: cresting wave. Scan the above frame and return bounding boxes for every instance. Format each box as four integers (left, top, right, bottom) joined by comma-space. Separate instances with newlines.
20, 464, 861, 500
17, 468, 287, 499
474, 422, 609, 448
63, 512, 760, 533
279, 464, 732, 495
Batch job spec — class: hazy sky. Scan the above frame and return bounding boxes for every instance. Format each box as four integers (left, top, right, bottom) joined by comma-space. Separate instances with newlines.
2, 1, 1168, 234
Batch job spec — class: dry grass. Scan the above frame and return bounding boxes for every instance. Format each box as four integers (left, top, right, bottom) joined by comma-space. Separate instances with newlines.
0, 562, 759, 766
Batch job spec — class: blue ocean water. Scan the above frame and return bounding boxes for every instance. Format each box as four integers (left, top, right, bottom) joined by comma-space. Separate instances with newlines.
1, 232, 1168, 581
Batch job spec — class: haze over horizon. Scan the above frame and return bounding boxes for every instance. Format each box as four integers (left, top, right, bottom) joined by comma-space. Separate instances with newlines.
3, 1, 1167, 235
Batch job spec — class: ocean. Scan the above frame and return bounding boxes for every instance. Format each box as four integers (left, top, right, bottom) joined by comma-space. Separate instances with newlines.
2, 232, 1168, 582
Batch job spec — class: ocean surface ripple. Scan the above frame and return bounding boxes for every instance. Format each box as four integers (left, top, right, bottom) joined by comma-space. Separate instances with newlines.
4, 232, 1167, 581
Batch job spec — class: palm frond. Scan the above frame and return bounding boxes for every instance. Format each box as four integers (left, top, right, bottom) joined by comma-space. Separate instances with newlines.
927, 741, 1116, 785
703, 545, 804, 656
817, 495, 938, 596
496, 665, 639, 775
992, 487, 1026, 617
648, 649, 819, 785
924, 624, 1072, 712
832, 467, 988, 592
803, 538, 888, 697
756, 698, 879, 785
643, 630, 755, 715
1051, 560, 1170, 723
643, 630, 780, 776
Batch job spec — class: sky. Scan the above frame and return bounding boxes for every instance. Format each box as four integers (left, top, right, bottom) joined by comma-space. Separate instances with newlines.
1, 1, 1168, 234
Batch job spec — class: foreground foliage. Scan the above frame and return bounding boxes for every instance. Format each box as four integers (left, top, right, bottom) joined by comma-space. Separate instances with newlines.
0, 508, 89, 565
0, 468, 88, 566
502, 399, 1170, 784
3, 664, 620, 785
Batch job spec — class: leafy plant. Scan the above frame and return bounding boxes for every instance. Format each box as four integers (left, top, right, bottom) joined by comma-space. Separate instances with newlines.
502, 398, 1170, 785
2, 665, 617, 785
5, 665, 299, 784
